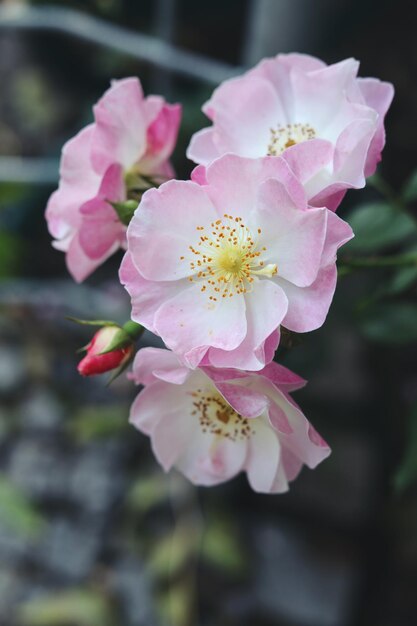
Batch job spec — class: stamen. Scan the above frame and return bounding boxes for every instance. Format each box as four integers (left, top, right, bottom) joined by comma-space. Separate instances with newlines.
181, 215, 278, 301
190, 389, 254, 441
267, 123, 316, 156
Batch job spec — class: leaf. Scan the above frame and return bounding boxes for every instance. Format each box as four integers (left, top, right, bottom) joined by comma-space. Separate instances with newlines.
386, 265, 417, 295
359, 302, 417, 344
394, 404, 417, 491
18, 589, 115, 626
402, 170, 417, 203
0, 475, 44, 537
344, 202, 416, 252
200, 518, 247, 574
356, 247, 417, 311
68, 405, 128, 442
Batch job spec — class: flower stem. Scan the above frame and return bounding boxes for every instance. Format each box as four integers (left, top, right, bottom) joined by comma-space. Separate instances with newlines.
369, 172, 417, 225
340, 252, 417, 270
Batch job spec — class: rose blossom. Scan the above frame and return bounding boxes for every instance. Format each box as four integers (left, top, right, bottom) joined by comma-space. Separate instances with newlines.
77, 326, 134, 376
120, 154, 353, 371
129, 347, 330, 492
46, 77, 181, 282
187, 53, 393, 210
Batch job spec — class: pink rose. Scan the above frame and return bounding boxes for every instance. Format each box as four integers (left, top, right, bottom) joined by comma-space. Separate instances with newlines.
46, 78, 181, 281
120, 154, 353, 371
187, 54, 393, 211
129, 348, 330, 492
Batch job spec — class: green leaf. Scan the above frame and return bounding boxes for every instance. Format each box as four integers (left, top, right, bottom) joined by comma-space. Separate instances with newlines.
18, 589, 116, 626
109, 200, 138, 226
359, 302, 417, 344
387, 265, 417, 295
344, 202, 416, 252
356, 264, 417, 312
0, 475, 44, 537
402, 170, 417, 203
200, 518, 247, 574
394, 404, 417, 491
68, 405, 128, 442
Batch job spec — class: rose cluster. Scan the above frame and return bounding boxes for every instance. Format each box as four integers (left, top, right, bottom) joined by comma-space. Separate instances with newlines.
46, 54, 393, 493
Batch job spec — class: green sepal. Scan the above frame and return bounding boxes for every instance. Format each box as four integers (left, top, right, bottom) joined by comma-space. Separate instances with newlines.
98, 322, 144, 355
66, 316, 118, 327
98, 327, 131, 354
105, 353, 134, 386
109, 199, 138, 226
122, 320, 144, 340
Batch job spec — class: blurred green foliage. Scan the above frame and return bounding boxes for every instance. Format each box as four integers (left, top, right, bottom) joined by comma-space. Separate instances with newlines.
0, 474, 44, 537
127, 472, 173, 516
385, 264, 417, 295
0, 182, 30, 278
0, 182, 31, 208
359, 302, 417, 344
157, 579, 194, 626
402, 170, 417, 203
339, 168, 417, 348
18, 589, 116, 626
344, 202, 415, 253
395, 403, 417, 491
200, 516, 247, 574
0, 231, 22, 278
149, 523, 199, 578
68, 404, 129, 442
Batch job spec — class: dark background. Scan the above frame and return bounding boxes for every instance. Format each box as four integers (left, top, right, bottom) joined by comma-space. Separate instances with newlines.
0, 1, 417, 625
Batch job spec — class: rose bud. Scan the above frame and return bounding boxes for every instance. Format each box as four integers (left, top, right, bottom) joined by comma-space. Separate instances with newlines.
77, 326, 134, 376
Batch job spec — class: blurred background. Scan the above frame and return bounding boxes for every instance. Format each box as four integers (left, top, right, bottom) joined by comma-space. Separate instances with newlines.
0, 1, 417, 625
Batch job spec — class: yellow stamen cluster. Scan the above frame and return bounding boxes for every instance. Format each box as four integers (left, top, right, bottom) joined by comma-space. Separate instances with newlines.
268, 123, 316, 156
181, 214, 277, 302
191, 388, 254, 441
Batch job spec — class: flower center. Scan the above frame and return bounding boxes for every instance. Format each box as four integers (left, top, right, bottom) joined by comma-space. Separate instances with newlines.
181, 214, 277, 302
267, 123, 316, 156
190, 388, 254, 441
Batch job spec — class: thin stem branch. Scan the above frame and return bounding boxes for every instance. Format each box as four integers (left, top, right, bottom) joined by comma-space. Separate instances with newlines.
369, 173, 417, 225
340, 252, 417, 269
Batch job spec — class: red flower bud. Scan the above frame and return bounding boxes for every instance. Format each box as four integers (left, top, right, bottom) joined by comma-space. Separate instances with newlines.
77, 327, 134, 376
